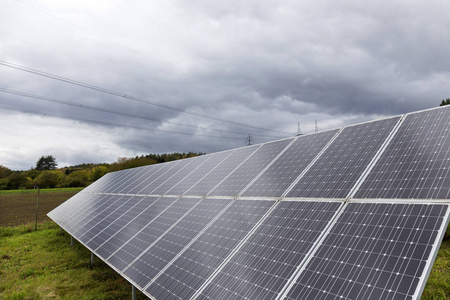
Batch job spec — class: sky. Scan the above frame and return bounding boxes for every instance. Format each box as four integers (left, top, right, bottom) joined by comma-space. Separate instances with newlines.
1, 0, 449, 170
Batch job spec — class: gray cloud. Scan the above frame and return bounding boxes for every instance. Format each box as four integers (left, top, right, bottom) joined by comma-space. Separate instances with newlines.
1, 0, 449, 170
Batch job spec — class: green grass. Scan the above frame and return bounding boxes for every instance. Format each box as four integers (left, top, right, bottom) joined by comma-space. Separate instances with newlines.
0, 188, 84, 195
0, 222, 449, 299
0, 222, 146, 299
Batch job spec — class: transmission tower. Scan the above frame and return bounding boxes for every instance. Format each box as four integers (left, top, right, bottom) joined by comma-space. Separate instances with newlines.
246, 134, 254, 146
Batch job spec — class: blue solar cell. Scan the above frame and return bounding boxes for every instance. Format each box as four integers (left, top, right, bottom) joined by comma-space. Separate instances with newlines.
85, 196, 158, 251
185, 146, 259, 196
166, 151, 233, 196
287, 116, 401, 199
107, 197, 201, 271
151, 156, 211, 195
145, 199, 275, 300
95, 196, 175, 260
283, 203, 449, 300
354, 106, 450, 199
197, 201, 342, 300
123, 198, 232, 288
242, 130, 339, 197
210, 138, 293, 197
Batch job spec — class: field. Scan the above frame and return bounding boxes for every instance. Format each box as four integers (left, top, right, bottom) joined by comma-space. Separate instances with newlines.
0, 188, 83, 227
0, 189, 449, 299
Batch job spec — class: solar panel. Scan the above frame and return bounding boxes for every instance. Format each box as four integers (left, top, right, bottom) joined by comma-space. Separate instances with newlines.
145, 199, 275, 300
354, 106, 450, 199
166, 151, 233, 196
283, 202, 450, 300
242, 130, 339, 197
142, 158, 196, 195
107, 197, 202, 271
185, 146, 259, 196
151, 156, 211, 195
132, 161, 182, 195
210, 138, 293, 197
94, 196, 175, 260
85, 196, 159, 251
287, 116, 401, 199
47, 106, 450, 300
196, 201, 342, 300
123, 198, 232, 288
76, 195, 146, 244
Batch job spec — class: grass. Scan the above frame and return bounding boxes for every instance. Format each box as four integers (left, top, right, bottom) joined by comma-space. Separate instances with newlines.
0, 188, 84, 195
0, 222, 146, 299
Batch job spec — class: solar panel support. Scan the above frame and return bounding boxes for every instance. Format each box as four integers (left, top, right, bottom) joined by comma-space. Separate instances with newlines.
132, 285, 136, 300
91, 252, 95, 266
71, 236, 74, 247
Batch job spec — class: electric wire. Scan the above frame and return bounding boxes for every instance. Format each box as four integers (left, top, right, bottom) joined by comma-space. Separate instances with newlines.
0, 59, 293, 135
0, 87, 286, 139
0, 104, 246, 140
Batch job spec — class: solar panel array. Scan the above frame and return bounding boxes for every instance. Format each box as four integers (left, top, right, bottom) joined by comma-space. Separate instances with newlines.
48, 106, 450, 300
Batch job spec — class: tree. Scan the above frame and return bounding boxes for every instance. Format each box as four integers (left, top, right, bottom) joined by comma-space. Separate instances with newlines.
440, 98, 450, 106
36, 155, 58, 170
0, 165, 13, 179
35, 170, 62, 188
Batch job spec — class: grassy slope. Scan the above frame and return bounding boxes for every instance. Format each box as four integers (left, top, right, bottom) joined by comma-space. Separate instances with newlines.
0, 222, 449, 299
0, 222, 146, 299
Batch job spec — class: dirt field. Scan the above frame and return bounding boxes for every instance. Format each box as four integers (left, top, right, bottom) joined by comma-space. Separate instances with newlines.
0, 191, 78, 226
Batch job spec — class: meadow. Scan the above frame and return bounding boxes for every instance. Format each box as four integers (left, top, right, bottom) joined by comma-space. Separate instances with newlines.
0, 189, 448, 299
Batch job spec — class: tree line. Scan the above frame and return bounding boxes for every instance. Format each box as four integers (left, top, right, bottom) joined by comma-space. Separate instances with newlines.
0, 152, 203, 190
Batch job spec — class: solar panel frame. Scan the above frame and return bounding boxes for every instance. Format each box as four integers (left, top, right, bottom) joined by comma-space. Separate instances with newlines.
280, 201, 450, 300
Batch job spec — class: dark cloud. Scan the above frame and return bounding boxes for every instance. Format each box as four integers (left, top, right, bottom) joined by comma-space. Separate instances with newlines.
1, 0, 449, 170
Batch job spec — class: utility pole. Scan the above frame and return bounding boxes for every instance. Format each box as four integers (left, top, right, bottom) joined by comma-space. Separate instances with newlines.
297, 122, 302, 136
315, 120, 319, 132
245, 134, 254, 146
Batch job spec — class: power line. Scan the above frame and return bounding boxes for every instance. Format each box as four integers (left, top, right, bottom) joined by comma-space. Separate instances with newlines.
0, 104, 246, 140
0, 59, 293, 136
0, 87, 286, 139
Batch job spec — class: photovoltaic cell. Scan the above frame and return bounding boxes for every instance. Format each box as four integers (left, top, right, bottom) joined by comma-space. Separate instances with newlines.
145, 199, 275, 300
185, 146, 259, 196
123, 198, 232, 288
210, 138, 293, 197
143, 159, 194, 195
94, 196, 175, 260
85, 196, 159, 251
166, 151, 233, 196
354, 106, 450, 199
197, 201, 342, 300
242, 130, 339, 197
284, 203, 449, 300
151, 156, 211, 195
107, 197, 202, 271
126, 162, 178, 195
287, 116, 401, 199
109, 166, 151, 194
76, 195, 145, 244
47, 192, 97, 227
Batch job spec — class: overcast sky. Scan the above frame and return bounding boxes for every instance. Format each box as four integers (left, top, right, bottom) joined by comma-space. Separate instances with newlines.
1, 0, 449, 170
